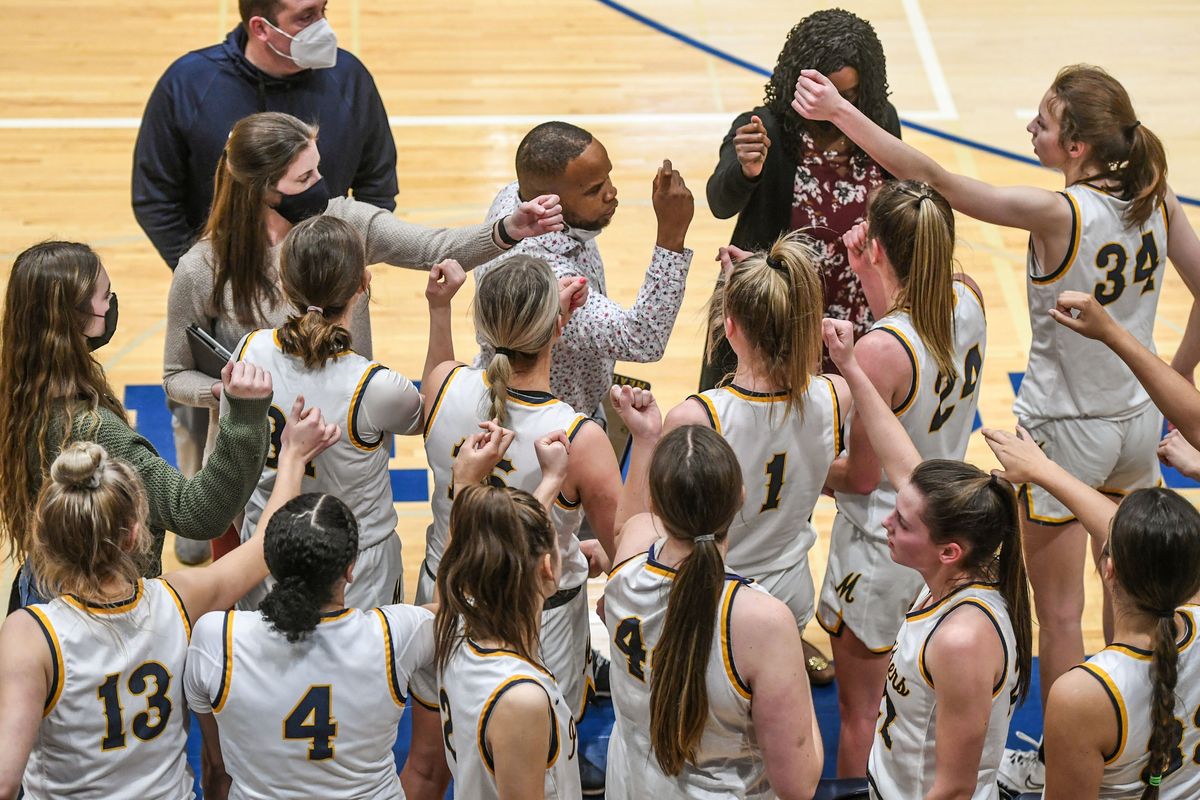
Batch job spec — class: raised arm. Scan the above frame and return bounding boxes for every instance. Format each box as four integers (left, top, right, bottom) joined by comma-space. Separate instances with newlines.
823, 319, 921, 488
165, 396, 340, 619
982, 425, 1117, 546
792, 70, 1070, 238
706, 111, 772, 220
1051, 290, 1200, 445
422, 259, 466, 395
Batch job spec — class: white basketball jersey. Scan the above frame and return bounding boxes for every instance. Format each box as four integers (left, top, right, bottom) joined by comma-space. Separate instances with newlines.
438, 640, 581, 800
185, 605, 433, 800
22, 579, 193, 800
423, 365, 589, 588
603, 542, 773, 800
1015, 184, 1169, 421
233, 329, 421, 549
692, 377, 842, 577
836, 281, 986, 538
1079, 605, 1200, 799
867, 583, 1019, 800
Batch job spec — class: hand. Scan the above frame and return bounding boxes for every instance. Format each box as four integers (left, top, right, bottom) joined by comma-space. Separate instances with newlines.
557, 276, 588, 320
503, 194, 565, 239
791, 69, 847, 122
280, 395, 341, 462
211, 381, 223, 400
821, 318, 857, 372
733, 115, 771, 180
842, 221, 873, 279
981, 426, 1049, 485
652, 160, 694, 252
452, 420, 516, 487
222, 360, 272, 401
1158, 428, 1200, 479
579, 538, 610, 578
716, 244, 753, 277
1048, 290, 1118, 343
609, 385, 661, 441
426, 259, 466, 308
535, 430, 571, 483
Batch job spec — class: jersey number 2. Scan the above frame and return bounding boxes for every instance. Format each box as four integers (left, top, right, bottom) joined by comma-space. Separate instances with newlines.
284, 685, 337, 760
929, 344, 983, 433
97, 662, 172, 751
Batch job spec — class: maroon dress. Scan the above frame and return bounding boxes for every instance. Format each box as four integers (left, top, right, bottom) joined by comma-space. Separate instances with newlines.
791, 130, 888, 371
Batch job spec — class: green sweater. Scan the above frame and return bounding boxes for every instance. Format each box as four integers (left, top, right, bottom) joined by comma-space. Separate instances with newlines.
44, 393, 271, 577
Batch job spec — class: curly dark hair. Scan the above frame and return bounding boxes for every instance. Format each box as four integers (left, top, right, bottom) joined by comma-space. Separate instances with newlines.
259, 493, 360, 643
762, 8, 892, 157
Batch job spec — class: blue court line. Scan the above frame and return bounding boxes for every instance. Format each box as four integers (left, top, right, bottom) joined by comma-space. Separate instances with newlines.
592, 0, 1200, 208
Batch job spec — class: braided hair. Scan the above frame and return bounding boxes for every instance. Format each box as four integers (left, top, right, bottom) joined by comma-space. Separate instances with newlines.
259, 493, 360, 643
762, 8, 892, 157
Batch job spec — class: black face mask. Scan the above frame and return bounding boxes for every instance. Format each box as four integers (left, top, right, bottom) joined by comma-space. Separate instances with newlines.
87, 293, 118, 351
273, 177, 331, 224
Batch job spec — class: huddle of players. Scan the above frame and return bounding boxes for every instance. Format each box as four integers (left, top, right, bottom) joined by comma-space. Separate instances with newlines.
3, 61, 1200, 800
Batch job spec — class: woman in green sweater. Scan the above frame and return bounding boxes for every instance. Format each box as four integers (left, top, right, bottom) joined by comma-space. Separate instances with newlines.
0, 241, 274, 609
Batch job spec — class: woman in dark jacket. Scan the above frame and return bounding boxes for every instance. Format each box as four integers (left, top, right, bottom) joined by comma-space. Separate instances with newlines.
703, 9, 901, 385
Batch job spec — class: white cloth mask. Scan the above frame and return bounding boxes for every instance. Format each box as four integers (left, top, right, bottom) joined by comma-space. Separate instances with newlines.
264, 18, 338, 70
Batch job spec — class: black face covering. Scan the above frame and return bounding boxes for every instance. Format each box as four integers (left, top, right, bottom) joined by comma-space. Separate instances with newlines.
273, 177, 332, 225
87, 293, 118, 351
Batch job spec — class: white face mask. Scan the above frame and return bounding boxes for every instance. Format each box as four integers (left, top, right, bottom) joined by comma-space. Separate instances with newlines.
263, 17, 338, 70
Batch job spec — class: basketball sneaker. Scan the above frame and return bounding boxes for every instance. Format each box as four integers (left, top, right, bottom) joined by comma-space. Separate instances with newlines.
997, 731, 1045, 795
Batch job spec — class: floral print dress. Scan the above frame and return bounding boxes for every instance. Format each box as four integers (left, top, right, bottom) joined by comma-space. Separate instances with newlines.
791, 130, 888, 370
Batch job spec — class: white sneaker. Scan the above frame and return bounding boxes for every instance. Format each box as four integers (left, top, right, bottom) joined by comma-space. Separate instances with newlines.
997, 731, 1045, 795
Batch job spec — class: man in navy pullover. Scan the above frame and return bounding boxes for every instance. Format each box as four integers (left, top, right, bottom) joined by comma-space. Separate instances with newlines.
132, 0, 397, 269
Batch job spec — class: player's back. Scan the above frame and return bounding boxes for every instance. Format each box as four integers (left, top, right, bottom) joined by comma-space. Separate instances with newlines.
1017, 184, 1168, 421
836, 280, 987, 537
187, 605, 433, 800
22, 579, 193, 800
604, 542, 774, 799
1082, 604, 1200, 799
692, 376, 842, 577
235, 329, 418, 548
423, 365, 589, 585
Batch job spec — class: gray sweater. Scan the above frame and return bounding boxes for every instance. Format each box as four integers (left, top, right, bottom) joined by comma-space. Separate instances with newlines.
164, 196, 504, 409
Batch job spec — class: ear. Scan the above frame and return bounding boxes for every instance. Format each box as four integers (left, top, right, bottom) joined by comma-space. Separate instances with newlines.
1066, 139, 1088, 160
1099, 553, 1116, 585
344, 557, 357, 585
724, 316, 736, 341
937, 540, 964, 567
246, 16, 273, 42
361, 268, 373, 294
539, 551, 556, 585
867, 237, 886, 267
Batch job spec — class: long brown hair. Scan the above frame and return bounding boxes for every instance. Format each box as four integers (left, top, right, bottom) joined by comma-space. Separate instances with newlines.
708, 231, 823, 418
205, 112, 317, 327
647, 425, 744, 775
1050, 65, 1168, 228
909, 460, 1032, 703
868, 180, 958, 381
434, 484, 557, 671
28, 443, 150, 602
473, 256, 560, 426
1104, 489, 1200, 799
276, 216, 366, 368
0, 242, 127, 559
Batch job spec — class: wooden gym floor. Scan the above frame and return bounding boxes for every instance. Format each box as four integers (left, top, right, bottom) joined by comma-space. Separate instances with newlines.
2, 0, 1199, 655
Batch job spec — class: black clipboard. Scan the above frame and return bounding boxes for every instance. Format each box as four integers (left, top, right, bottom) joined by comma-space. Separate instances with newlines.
186, 324, 233, 379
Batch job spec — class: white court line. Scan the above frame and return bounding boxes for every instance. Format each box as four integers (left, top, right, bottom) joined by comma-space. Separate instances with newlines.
0, 109, 957, 130
901, 0, 958, 121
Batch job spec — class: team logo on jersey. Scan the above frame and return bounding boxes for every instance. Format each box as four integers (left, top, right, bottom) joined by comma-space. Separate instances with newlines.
835, 572, 862, 604
886, 661, 911, 698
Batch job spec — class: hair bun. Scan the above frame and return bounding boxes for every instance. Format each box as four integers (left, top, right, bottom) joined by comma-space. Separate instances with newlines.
50, 442, 107, 490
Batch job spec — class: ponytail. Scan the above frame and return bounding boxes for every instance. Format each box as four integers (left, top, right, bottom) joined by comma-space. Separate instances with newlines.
1143, 612, 1180, 799
259, 493, 359, 643
909, 461, 1032, 702
474, 256, 561, 426
645, 426, 743, 773
276, 215, 365, 368
650, 535, 726, 774
1103, 488, 1200, 798
709, 231, 823, 418
1050, 65, 1168, 228
868, 180, 957, 381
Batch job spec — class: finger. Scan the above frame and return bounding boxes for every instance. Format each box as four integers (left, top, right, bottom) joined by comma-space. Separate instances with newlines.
990, 468, 1011, 482
1015, 425, 1032, 440
1048, 308, 1083, 331
290, 395, 306, 419
750, 114, 762, 130
661, 159, 673, 176
221, 360, 234, 383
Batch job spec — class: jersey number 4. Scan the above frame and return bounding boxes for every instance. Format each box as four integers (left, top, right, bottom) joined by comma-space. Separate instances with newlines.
284, 685, 338, 760
614, 617, 648, 682
929, 344, 983, 434
97, 662, 172, 751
